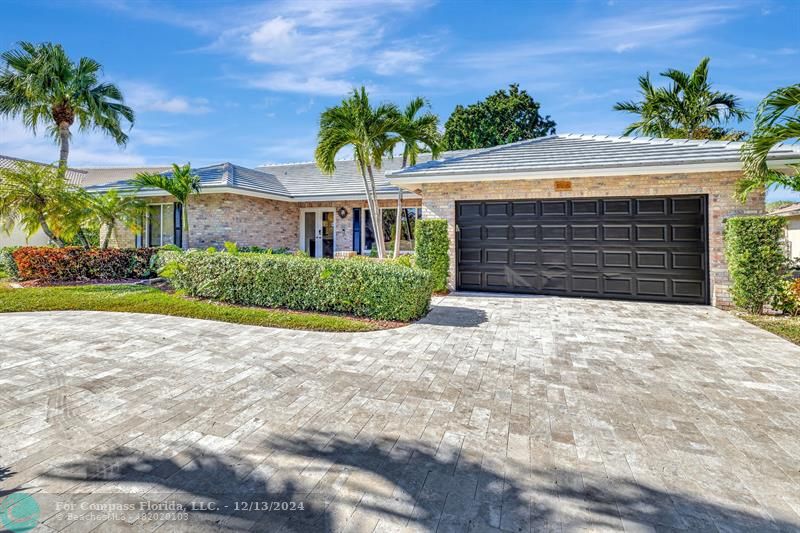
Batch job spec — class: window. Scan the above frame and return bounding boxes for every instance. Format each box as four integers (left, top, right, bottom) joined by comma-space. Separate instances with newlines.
363, 208, 422, 254
141, 204, 176, 247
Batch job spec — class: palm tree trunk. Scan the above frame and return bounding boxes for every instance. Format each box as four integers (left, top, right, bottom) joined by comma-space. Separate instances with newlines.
58, 123, 70, 178
366, 165, 386, 258
181, 201, 189, 249
393, 189, 402, 258
356, 160, 382, 258
102, 224, 114, 249
39, 214, 64, 247
76, 229, 91, 248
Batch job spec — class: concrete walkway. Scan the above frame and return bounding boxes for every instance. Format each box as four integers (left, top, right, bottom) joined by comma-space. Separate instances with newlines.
1, 294, 799, 532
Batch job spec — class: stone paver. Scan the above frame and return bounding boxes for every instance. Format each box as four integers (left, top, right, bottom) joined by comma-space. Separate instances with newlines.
1, 294, 799, 532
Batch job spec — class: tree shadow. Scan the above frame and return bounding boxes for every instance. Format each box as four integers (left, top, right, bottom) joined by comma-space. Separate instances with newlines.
45, 445, 331, 532
420, 305, 488, 327
0, 465, 20, 498
41, 433, 800, 532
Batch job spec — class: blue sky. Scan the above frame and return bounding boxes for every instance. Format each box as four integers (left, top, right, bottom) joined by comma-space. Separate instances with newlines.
1, 0, 798, 200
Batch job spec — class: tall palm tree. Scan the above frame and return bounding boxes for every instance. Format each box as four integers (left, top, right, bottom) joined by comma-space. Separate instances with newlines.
0, 161, 71, 246
87, 190, 145, 249
391, 97, 441, 257
316, 87, 402, 259
0, 41, 134, 175
738, 84, 800, 200
614, 58, 748, 140
132, 163, 201, 249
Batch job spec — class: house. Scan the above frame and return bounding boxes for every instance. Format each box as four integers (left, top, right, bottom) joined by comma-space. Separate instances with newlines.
84, 134, 800, 308
769, 203, 800, 261
0, 155, 87, 246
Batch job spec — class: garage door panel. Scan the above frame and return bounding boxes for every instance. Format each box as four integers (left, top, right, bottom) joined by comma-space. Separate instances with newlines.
541, 225, 568, 240
456, 196, 707, 304
485, 249, 509, 264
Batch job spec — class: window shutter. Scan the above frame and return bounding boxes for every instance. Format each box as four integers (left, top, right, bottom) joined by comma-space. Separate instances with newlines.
174, 202, 183, 247
352, 208, 361, 254
135, 214, 144, 247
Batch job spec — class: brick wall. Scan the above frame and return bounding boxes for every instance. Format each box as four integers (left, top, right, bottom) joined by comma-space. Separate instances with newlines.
417, 171, 764, 308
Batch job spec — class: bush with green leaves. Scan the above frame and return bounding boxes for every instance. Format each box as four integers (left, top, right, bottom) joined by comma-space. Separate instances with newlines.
724, 216, 789, 313
415, 219, 449, 292
0, 246, 20, 279
159, 251, 433, 321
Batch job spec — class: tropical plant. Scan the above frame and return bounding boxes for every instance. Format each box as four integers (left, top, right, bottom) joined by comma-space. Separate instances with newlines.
442, 84, 556, 150
316, 86, 403, 258
86, 190, 145, 249
614, 57, 748, 140
0, 41, 134, 175
737, 84, 800, 200
390, 97, 441, 257
132, 163, 200, 249
0, 161, 73, 246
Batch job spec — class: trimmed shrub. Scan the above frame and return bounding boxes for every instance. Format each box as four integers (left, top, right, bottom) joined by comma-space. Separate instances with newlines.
724, 216, 788, 313
415, 219, 449, 292
160, 251, 433, 321
12, 247, 158, 282
0, 246, 20, 279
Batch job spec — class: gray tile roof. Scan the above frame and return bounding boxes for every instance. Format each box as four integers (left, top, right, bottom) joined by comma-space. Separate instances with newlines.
387, 134, 800, 179
84, 151, 475, 200
769, 203, 800, 217
0, 154, 87, 186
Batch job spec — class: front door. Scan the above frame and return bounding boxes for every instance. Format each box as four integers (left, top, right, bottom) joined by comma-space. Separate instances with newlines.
301, 210, 335, 258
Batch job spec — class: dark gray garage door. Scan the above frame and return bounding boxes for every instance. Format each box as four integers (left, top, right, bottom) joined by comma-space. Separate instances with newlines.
456, 195, 708, 304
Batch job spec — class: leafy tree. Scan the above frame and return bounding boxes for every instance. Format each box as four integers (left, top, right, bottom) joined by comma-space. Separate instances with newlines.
390, 97, 441, 257
737, 84, 800, 200
614, 57, 748, 140
0, 41, 134, 174
132, 164, 201, 249
87, 190, 145, 249
766, 200, 796, 213
0, 161, 72, 245
442, 84, 555, 150
316, 87, 402, 258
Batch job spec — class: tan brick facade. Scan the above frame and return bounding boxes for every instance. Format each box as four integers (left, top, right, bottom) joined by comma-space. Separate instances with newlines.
414, 171, 764, 308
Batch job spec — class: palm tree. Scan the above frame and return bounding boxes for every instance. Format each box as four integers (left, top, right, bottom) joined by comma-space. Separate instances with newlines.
614, 74, 675, 138
87, 190, 145, 249
316, 87, 402, 258
0, 161, 71, 246
0, 41, 134, 175
132, 163, 201, 249
737, 84, 800, 200
614, 58, 748, 140
390, 97, 441, 257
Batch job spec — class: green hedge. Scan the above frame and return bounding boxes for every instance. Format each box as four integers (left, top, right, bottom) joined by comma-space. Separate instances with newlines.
415, 219, 449, 292
0, 247, 19, 279
724, 216, 788, 313
159, 251, 433, 321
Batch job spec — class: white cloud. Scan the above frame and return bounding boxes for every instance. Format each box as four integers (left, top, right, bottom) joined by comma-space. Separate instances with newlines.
122, 82, 212, 114
247, 73, 353, 96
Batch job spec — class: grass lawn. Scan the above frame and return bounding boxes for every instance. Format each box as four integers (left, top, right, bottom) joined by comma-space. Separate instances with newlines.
0, 283, 381, 332
738, 313, 800, 345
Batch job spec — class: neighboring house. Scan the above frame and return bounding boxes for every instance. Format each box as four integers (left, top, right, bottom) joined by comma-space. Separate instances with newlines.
85, 134, 800, 308
769, 203, 800, 261
0, 155, 87, 247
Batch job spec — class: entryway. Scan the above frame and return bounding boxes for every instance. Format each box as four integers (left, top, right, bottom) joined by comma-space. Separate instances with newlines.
300, 208, 335, 258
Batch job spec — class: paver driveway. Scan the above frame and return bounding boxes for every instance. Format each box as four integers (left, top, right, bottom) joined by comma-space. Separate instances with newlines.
1, 294, 799, 532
